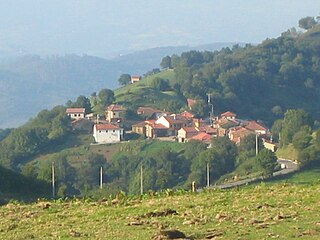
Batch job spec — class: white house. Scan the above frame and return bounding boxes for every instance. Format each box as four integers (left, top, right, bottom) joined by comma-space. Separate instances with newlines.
66, 108, 85, 120
93, 124, 124, 144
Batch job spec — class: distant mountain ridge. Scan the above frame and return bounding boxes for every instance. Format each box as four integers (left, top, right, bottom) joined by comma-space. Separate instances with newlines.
0, 42, 237, 128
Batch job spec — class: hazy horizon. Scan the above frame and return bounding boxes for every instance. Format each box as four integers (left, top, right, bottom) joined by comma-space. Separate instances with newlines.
0, 1, 319, 58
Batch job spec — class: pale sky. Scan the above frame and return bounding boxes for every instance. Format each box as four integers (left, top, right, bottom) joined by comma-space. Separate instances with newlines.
0, 0, 319, 57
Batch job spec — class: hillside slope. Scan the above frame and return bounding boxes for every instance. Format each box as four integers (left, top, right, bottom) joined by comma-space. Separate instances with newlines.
0, 183, 319, 239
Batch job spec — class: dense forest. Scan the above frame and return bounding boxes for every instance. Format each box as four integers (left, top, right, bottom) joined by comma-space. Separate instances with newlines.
157, 21, 320, 124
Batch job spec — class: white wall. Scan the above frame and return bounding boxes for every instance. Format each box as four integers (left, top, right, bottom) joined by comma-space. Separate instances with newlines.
93, 127, 123, 143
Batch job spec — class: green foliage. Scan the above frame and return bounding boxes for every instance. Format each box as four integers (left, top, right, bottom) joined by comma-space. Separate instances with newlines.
70, 95, 91, 113
299, 16, 318, 30
91, 88, 115, 114
292, 126, 312, 150
190, 99, 208, 118
160, 56, 172, 69
150, 77, 170, 91
279, 109, 313, 146
0, 164, 50, 202
188, 137, 237, 187
0, 128, 13, 141
255, 149, 277, 178
0, 106, 70, 169
118, 74, 131, 86
155, 25, 320, 124
74, 153, 108, 195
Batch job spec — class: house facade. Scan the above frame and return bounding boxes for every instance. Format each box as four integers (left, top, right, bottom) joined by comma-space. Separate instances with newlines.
66, 108, 86, 120
93, 124, 123, 143
220, 111, 237, 120
177, 127, 199, 143
131, 75, 141, 84
106, 104, 126, 123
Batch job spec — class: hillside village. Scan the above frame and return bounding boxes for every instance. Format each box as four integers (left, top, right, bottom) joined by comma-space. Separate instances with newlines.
66, 94, 277, 152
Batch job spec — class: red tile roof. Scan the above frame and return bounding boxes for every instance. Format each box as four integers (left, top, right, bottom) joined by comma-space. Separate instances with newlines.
189, 132, 212, 142
95, 124, 121, 130
198, 125, 217, 134
148, 123, 168, 129
244, 121, 267, 132
163, 115, 189, 124
221, 111, 237, 118
229, 126, 253, 144
179, 111, 194, 119
66, 108, 85, 114
180, 127, 199, 133
106, 104, 126, 111
217, 118, 239, 128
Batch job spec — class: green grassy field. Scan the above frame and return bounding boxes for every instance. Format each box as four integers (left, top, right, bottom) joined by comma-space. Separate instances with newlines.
114, 70, 185, 109
1, 182, 320, 239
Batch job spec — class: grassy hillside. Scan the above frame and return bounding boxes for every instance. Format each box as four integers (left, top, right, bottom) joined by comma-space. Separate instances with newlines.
1, 183, 319, 239
114, 70, 185, 110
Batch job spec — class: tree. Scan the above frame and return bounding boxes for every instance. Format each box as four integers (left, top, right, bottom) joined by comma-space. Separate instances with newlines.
93, 89, 115, 113
150, 77, 170, 91
280, 109, 313, 146
292, 126, 312, 150
255, 149, 277, 178
160, 56, 172, 69
190, 99, 208, 118
74, 95, 91, 113
211, 137, 237, 172
299, 16, 317, 30
118, 74, 131, 86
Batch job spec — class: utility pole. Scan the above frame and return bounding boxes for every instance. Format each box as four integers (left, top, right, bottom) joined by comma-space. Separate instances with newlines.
256, 134, 259, 156
52, 162, 55, 199
206, 163, 210, 187
140, 165, 143, 195
206, 93, 214, 126
100, 166, 103, 189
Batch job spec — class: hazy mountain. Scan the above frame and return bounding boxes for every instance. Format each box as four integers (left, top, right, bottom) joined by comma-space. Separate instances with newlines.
0, 42, 235, 128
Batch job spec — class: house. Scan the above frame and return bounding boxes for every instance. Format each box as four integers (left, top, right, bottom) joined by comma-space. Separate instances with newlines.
106, 104, 126, 123
156, 115, 190, 134
93, 124, 123, 143
220, 111, 237, 120
228, 126, 253, 144
178, 111, 194, 119
263, 139, 278, 152
132, 121, 147, 135
131, 75, 141, 84
66, 108, 86, 120
189, 132, 212, 143
136, 106, 165, 119
177, 127, 199, 143
244, 120, 268, 135
214, 117, 239, 137
145, 120, 168, 138
198, 125, 218, 137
